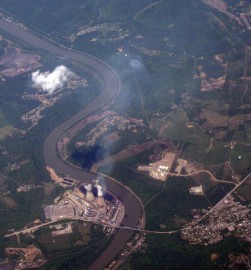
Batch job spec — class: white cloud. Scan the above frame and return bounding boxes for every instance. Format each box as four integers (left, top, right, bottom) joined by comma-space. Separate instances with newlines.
32, 65, 73, 94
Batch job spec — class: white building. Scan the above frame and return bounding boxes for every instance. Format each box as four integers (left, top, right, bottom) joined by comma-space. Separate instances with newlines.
189, 185, 203, 195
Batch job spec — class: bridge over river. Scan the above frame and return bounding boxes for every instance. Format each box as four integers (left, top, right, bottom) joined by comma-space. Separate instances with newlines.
0, 17, 143, 270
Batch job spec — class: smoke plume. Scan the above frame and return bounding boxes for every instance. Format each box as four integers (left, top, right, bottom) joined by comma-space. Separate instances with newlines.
129, 58, 144, 71
32, 65, 73, 94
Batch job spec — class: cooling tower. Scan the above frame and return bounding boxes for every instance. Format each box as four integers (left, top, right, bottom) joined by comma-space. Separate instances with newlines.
85, 184, 95, 202
97, 185, 105, 207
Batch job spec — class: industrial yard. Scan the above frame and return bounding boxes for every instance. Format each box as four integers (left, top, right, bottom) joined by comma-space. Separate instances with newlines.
138, 151, 176, 181
44, 181, 125, 229
1, 0, 251, 268
5, 246, 46, 269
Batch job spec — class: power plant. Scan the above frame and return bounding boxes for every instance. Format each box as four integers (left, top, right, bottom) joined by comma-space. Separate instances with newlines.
44, 179, 125, 230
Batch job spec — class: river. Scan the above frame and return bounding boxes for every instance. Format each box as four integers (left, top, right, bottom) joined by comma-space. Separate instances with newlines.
0, 18, 142, 270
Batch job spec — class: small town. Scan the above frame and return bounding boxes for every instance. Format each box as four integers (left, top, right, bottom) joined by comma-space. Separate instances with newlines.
16, 183, 43, 193
21, 94, 63, 129
181, 195, 251, 245
76, 113, 144, 147
21, 75, 87, 129
0, 1, 251, 269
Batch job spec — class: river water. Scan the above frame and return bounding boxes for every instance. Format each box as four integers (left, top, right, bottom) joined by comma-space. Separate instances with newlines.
0, 18, 141, 270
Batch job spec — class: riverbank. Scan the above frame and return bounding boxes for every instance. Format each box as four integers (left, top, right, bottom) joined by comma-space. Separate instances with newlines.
0, 18, 143, 270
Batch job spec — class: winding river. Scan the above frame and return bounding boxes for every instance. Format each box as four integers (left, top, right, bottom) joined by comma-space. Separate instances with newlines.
0, 18, 142, 270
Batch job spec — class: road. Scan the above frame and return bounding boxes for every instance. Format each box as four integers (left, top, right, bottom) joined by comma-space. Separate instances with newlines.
188, 171, 251, 227
5, 220, 58, 238
1, 14, 250, 270
5, 166, 251, 240
0, 17, 143, 270
5, 216, 178, 239
169, 170, 237, 186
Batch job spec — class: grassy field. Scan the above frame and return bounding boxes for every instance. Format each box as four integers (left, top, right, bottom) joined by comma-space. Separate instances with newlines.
99, 148, 165, 202
230, 143, 251, 175
0, 125, 24, 141
36, 222, 90, 254
0, 109, 8, 128
145, 176, 209, 231
0, 196, 17, 208
236, 183, 251, 201
182, 141, 231, 166
0, 0, 250, 268
124, 235, 249, 270
159, 110, 212, 152
101, 163, 162, 204
41, 224, 113, 270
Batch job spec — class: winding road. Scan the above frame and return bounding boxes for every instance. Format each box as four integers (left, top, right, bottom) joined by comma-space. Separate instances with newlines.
0, 18, 142, 270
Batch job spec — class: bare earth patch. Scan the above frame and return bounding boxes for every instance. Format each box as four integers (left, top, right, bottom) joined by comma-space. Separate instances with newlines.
201, 76, 226, 92
1, 196, 17, 208
0, 46, 41, 77
202, 0, 242, 25
0, 125, 25, 141
200, 110, 251, 130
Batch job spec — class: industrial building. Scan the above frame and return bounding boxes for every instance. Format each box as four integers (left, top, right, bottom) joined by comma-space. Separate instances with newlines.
138, 151, 176, 181
189, 185, 204, 195
44, 182, 125, 228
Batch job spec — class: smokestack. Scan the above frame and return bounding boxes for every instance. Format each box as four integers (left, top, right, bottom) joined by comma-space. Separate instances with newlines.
85, 184, 95, 202
97, 185, 103, 197
96, 185, 105, 207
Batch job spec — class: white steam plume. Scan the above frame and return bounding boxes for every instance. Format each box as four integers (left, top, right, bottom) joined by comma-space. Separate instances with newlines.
32, 65, 73, 94
129, 58, 143, 70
